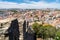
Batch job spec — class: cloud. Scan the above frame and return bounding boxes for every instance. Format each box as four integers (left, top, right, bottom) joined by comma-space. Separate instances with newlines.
0, 1, 60, 9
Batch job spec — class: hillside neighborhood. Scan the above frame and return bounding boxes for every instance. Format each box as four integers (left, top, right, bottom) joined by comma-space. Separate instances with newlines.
0, 9, 60, 28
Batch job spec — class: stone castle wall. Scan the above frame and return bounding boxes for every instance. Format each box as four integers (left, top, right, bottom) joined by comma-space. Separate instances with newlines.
0, 18, 36, 40
0, 18, 24, 40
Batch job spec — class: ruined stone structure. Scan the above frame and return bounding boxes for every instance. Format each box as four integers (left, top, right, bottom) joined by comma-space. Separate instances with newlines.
0, 18, 36, 40
0, 18, 23, 40
23, 20, 36, 40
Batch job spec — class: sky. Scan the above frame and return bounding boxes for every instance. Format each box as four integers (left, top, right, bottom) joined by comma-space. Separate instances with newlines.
0, 0, 60, 9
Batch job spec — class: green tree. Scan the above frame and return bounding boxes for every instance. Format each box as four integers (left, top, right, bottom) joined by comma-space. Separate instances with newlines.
32, 22, 43, 37
43, 25, 56, 40
55, 29, 60, 40
32, 23, 56, 40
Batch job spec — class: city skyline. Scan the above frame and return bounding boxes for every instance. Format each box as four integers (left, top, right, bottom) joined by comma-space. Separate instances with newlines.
0, 0, 60, 9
